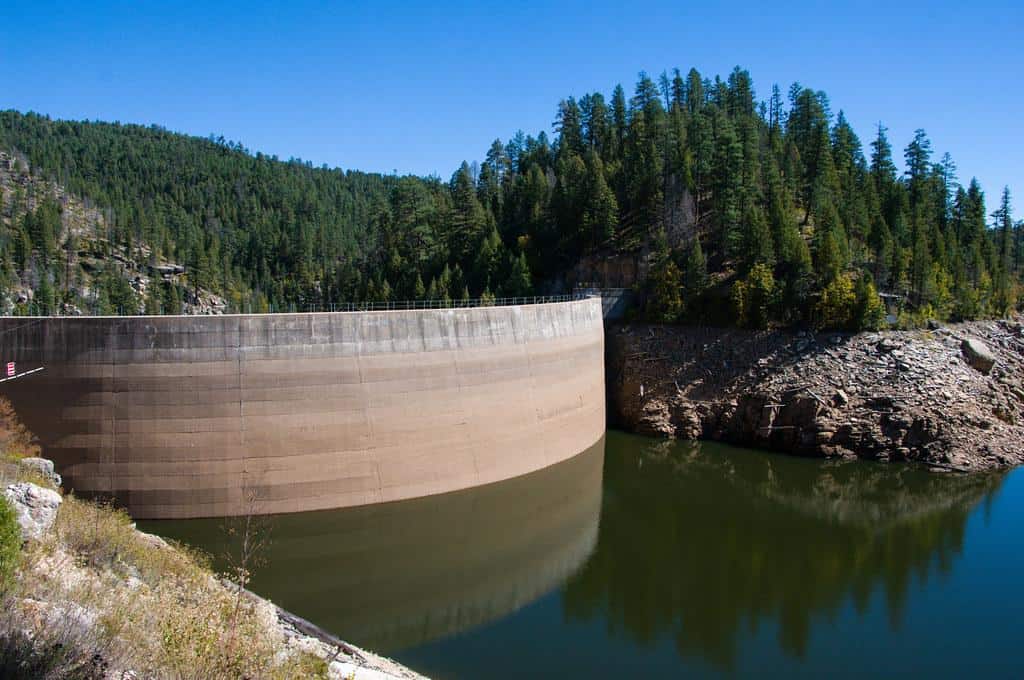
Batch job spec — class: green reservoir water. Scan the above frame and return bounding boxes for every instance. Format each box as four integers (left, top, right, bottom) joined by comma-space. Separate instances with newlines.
142, 431, 1022, 678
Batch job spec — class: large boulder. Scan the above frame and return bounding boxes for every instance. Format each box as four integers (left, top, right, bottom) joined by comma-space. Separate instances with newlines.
18, 457, 62, 487
961, 337, 996, 374
3, 482, 62, 541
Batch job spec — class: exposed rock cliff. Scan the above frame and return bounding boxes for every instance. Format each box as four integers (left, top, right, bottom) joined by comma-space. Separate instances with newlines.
607, 318, 1024, 471
0, 150, 227, 315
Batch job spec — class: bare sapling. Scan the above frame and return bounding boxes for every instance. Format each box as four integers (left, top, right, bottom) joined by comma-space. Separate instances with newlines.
221, 475, 271, 669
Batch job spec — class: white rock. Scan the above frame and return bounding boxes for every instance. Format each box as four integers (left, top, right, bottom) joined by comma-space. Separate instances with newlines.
329, 661, 405, 680
3, 482, 62, 541
961, 337, 996, 374
17, 457, 62, 487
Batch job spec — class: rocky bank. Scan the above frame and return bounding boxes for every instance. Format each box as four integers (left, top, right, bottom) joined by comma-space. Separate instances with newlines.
607, 318, 1024, 471
1, 456, 426, 680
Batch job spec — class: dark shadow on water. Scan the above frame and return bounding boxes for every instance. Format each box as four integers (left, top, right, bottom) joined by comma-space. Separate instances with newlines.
563, 431, 1005, 670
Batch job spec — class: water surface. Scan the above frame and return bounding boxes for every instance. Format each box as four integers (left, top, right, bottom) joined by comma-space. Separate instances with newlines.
144, 432, 1022, 678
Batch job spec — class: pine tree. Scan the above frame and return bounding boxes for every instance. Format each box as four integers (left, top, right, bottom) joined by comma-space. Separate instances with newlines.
712, 112, 743, 244
552, 152, 587, 252
854, 274, 886, 330
687, 109, 713, 218
631, 72, 662, 116
994, 187, 1014, 273
34, 275, 55, 315
732, 263, 775, 329
556, 98, 584, 156
13, 227, 32, 270
471, 227, 502, 293
816, 273, 857, 330
768, 84, 784, 132
815, 225, 846, 284
610, 85, 628, 157
503, 252, 532, 297
623, 110, 664, 233
670, 69, 686, 110
740, 203, 774, 272
992, 187, 1017, 314
683, 238, 708, 314
685, 68, 704, 115
646, 259, 683, 322
448, 162, 488, 265
581, 150, 618, 249
870, 124, 897, 193
24, 200, 61, 264
903, 129, 932, 209
580, 93, 610, 155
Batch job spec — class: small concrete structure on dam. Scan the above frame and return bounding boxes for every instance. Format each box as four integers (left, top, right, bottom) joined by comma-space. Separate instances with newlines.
0, 297, 605, 519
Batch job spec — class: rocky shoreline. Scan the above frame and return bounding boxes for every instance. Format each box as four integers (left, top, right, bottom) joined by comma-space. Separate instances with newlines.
1, 456, 426, 680
606, 317, 1024, 472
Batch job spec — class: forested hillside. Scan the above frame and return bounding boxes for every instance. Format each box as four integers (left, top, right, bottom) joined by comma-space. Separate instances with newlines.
1, 66, 1020, 326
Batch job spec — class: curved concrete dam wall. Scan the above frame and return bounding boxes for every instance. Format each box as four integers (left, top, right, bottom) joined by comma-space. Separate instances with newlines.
0, 298, 605, 518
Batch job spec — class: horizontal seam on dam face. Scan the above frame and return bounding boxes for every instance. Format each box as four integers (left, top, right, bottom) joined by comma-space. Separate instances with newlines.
0, 298, 606, 518
67, 410, 605, 471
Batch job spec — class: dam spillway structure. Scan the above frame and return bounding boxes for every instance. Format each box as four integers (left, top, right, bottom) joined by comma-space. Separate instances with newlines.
0, 297, 605, 519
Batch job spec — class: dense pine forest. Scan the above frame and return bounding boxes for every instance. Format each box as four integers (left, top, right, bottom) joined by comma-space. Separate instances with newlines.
0, 66, 1020, 327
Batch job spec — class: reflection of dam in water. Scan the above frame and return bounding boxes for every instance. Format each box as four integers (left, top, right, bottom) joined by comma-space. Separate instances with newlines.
0, 298, 604, 518
144, 436, 605, 652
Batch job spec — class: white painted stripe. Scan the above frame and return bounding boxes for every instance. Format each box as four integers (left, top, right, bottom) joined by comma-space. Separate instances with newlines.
0, 366, 45, 383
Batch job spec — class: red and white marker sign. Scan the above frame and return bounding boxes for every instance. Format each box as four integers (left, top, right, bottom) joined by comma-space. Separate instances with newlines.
6, 362, 14, 377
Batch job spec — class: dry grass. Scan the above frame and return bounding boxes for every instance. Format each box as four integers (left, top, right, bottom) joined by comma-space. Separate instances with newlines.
0, 399, 332, 679
5, 494, 331, 678
54, 495, 199, 583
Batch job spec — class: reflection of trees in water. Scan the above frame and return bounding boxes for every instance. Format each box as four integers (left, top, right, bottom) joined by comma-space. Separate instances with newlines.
562, 433, 1004, 670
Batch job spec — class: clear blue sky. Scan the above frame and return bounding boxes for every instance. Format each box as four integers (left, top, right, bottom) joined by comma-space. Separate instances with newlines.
2, 0, 1022, 210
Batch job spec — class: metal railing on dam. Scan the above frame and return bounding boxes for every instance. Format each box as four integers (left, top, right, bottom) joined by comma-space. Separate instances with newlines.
0, 297, 606, 519
10, 293, 593, 317
295, 293, 591, 313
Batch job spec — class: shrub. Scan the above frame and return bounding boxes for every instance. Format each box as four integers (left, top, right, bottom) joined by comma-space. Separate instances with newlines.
645, 259, 684, 322
56, 495, 201, 585
682, 238, 709, 316
0, 495, 20, 594
732, 263, 776, 329
854, 276, 887, 331
896, 303, 938, 330
731, 280, 747, 325
0, 620, 108, 680
816, 273, 856, 330
0, 396, 41, 461
57, 497, 138, 575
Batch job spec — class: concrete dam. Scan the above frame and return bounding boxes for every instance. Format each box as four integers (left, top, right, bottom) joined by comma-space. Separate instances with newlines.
0, 297, 605, 519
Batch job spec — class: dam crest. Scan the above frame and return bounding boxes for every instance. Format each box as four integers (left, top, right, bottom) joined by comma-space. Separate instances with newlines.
0, 298, 605, 518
